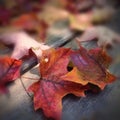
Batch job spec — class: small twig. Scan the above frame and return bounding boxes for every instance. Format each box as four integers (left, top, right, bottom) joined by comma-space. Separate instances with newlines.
19, 76, 32, 98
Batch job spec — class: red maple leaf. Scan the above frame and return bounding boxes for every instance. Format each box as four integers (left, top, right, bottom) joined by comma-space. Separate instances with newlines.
0, 57, 22, 93
28, 46, 116, 119
28, 48, 86, 120
61, 46, 116, 90
11, 13, 48, 41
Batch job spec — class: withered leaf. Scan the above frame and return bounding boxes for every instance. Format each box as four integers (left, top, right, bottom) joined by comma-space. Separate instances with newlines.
28, 48, 86, 120
0, 56, 22, 93
61, 46, 116, 89
0, 31, 50, 59
11, 13, 48, 41
28, 46, 116, 120
77, 26, 120, 48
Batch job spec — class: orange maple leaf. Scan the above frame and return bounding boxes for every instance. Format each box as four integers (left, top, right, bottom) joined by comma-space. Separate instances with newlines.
28, 48, 86, 120
28, 46, 116, 120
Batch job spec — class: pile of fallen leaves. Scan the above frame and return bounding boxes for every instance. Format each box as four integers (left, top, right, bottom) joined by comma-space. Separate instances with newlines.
0, 45, 116, 120
0, 0, 120, 120
1, 0, 120, 45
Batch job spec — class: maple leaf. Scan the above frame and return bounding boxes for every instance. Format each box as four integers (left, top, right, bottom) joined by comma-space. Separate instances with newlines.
0, 31, 50, 59
0, 56, 22, 93
77, 26, 120, 48
61, 46, 116, 90
11, 13, 48, 41
28, 48, 86, 120
69, 7, 115, 31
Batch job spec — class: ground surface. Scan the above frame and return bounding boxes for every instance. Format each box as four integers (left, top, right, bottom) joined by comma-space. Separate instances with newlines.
0, 9, 120, 120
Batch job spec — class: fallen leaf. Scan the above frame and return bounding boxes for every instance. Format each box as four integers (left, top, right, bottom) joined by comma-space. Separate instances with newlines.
11, 13, 38, 29
28, 48, 86, 120
11, 13, 48, 41
69, 7, 115, 31
69, 12, 93, 31
37, 6, 69, 26
0, 56, 22, 93
61, 46, 116, 89
0, 31, 50, 59
77, 26, 120, 48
